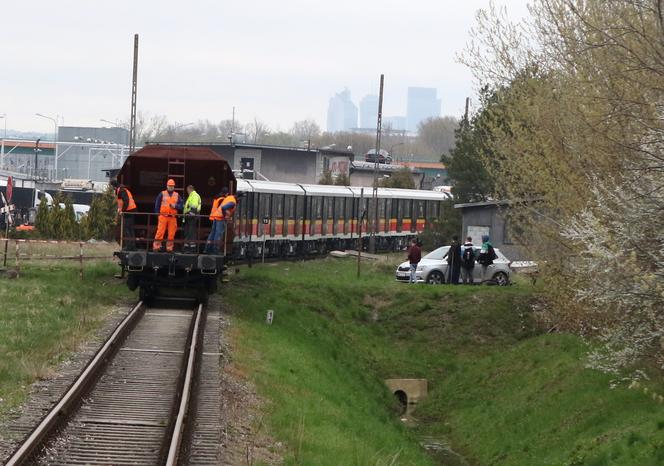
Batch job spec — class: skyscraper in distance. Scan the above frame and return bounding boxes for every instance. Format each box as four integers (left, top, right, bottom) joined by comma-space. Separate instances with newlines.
327, 88, 358, 132
406, 87, 441, 132
359, 94, 379, 129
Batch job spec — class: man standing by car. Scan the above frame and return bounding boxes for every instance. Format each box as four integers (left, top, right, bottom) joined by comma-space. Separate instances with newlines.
477, 234, 498, 283
460, 236, 475, 284
407, 238, 421, 284
443, 235, 462, 285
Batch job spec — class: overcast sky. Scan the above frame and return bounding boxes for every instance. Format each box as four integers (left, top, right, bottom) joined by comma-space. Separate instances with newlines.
1, 0, 531, 134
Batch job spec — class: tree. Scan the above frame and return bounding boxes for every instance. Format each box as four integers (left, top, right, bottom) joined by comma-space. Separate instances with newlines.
417, 116, 459, 158
291, 119, 321, 142
418, 200, 462, 250
442, 87, 497, 203
84, 186, 117, 240
319, 169, 333, 185
462, 0, 664, 373
35, 196, 52, 238
247, 118, 270, 144
380, 168, 415, 189
334, 173, 350, 186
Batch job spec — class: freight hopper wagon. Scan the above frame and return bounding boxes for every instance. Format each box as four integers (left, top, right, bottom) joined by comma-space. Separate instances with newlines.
114, 145, 236, 302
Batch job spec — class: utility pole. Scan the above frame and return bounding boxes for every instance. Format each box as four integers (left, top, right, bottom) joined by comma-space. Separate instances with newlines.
369, 74, 384, 254
464, 97, 470, 128
129, 34, 139, 154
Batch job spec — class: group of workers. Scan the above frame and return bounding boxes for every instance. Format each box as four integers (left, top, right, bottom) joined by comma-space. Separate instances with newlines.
109, 178, 236, 254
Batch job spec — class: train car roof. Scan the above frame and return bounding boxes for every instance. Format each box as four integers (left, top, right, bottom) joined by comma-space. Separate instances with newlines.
236, 179, 450, 200
236, 179, 305, 195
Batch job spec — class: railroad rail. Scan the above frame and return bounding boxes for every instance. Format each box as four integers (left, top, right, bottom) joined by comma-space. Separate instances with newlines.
5, 300, 206, 465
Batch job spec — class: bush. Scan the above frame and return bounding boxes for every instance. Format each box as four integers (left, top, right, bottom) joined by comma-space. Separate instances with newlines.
82, 186, 117, 240
418, 199, 462, 250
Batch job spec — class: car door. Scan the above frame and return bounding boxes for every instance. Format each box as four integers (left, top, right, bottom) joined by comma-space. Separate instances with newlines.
471, 246, 483, 283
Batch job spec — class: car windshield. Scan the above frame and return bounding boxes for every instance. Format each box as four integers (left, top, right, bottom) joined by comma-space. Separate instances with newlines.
423, 246, 449, 260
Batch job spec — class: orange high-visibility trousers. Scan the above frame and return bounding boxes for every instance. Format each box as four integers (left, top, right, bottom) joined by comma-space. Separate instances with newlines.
153, 215, 177, 251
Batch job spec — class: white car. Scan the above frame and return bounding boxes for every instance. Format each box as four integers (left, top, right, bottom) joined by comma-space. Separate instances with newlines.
395, 245, 512, 285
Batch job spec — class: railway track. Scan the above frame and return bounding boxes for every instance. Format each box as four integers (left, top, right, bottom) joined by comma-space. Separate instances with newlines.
5, 300, 210, 466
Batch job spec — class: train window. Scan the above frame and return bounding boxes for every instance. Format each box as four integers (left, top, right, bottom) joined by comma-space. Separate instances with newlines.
313, 196, 322, 220
336, 197, 345, 219
391, 197, 399, 218
378, 198, 386, 219
259, 193, 271, 235
286, 195, 296, 220
426, 200, 436, 219
296, 195, 304, 219
327, 197, 334, 220
401, 199, 412, 218
272, 194, 284, 219
415, 200, 425, 218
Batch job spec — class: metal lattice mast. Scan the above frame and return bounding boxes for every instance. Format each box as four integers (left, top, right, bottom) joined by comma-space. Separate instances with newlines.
129, 34, 139, 154
369, 74, 384, 254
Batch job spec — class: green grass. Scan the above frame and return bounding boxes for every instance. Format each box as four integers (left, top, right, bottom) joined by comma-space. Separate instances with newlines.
225, 258, 664, 465
0, 262, 132, 417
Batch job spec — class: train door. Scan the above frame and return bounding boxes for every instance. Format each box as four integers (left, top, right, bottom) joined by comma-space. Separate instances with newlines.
415, 200, 425, 233
259, 193, 271, 238
272, 194, 284, 237
285, 195, 296, 237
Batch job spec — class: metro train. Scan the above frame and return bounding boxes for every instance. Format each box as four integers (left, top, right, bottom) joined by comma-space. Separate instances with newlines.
231, 179, 451, 259
113, 144, 450, 301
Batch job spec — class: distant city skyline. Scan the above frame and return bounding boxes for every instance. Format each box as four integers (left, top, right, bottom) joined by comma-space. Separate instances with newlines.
327, 86, 441, 133
0, 1, 531, 134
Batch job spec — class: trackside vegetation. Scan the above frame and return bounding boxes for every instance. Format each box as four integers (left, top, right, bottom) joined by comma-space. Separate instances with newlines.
225, 258, 664, 465
0, 262, 132, 417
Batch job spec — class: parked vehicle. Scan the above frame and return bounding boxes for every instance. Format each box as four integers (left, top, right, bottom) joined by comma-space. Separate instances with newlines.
365, 149, 392, 164
395, 245, 512, 285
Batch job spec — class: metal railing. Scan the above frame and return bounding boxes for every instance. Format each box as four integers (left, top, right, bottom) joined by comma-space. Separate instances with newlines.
119, 211, 230, 255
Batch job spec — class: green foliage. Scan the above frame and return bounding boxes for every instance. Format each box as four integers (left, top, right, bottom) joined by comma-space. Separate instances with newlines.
418, 200, 462, 250
0, 261, 133, 417
318, 168, 334, 185
226, 258, 664, 465
442, 86, 496, 203
333, 172, 350, 186
34, 197, 52, 238
380, 167, 416, 189
49, 193, 78, 240
82, 186, 117, 240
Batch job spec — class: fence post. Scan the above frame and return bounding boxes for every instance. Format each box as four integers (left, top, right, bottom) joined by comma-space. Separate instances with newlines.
79, 242, 84, 280
15, 241, 20, 278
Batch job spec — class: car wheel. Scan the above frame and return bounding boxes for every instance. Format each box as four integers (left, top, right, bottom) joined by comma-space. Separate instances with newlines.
493, 271, 509, 286
426, 270, 445, 285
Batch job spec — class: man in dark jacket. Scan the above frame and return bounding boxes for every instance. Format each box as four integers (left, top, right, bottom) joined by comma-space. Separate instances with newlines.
407, 238, 421, 284
460, 237, 476, 285
443, 235, 462, 285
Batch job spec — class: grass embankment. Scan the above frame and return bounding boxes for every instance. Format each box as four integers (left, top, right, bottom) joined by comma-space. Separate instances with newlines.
0, 261, 132, 417
225, 258, 664, 465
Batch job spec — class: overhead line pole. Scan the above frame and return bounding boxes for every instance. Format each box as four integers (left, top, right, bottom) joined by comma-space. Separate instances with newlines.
129, 34, 139, 154
369, 74, 384, 254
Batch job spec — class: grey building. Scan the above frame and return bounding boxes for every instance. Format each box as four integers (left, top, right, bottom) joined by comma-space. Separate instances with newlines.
56, 126, 130, 182
454, 200, 528, 260
359, 94, 378, 129
160, 142, 353, 185
406, 87, 441, 132
326, 88, 358, 132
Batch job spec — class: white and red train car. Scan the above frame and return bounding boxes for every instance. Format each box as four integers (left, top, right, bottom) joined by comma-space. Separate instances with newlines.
232, 179, 450, 259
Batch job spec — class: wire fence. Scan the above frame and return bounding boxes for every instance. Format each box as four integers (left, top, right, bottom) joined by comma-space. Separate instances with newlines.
0, 238, 117, 279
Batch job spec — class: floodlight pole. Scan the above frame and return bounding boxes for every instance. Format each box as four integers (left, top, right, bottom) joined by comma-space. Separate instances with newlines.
129, 34, 139, 154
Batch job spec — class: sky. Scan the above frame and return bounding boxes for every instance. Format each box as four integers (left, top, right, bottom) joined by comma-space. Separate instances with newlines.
1, 0, 531, 134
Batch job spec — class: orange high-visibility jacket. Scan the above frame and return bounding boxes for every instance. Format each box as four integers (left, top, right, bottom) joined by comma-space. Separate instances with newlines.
209, 196, 224, 221
159, 190, 180, 216
116, 187, 137, 212
221, 195, 237, 219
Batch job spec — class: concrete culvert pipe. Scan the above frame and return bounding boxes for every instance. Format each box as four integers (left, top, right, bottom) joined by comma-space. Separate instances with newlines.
394, 390, 408, 415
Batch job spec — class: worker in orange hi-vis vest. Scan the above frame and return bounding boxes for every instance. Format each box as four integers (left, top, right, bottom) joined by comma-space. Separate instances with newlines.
152, 179, 183, 252
204, 187, 236, 254
110, 179, 137, 250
